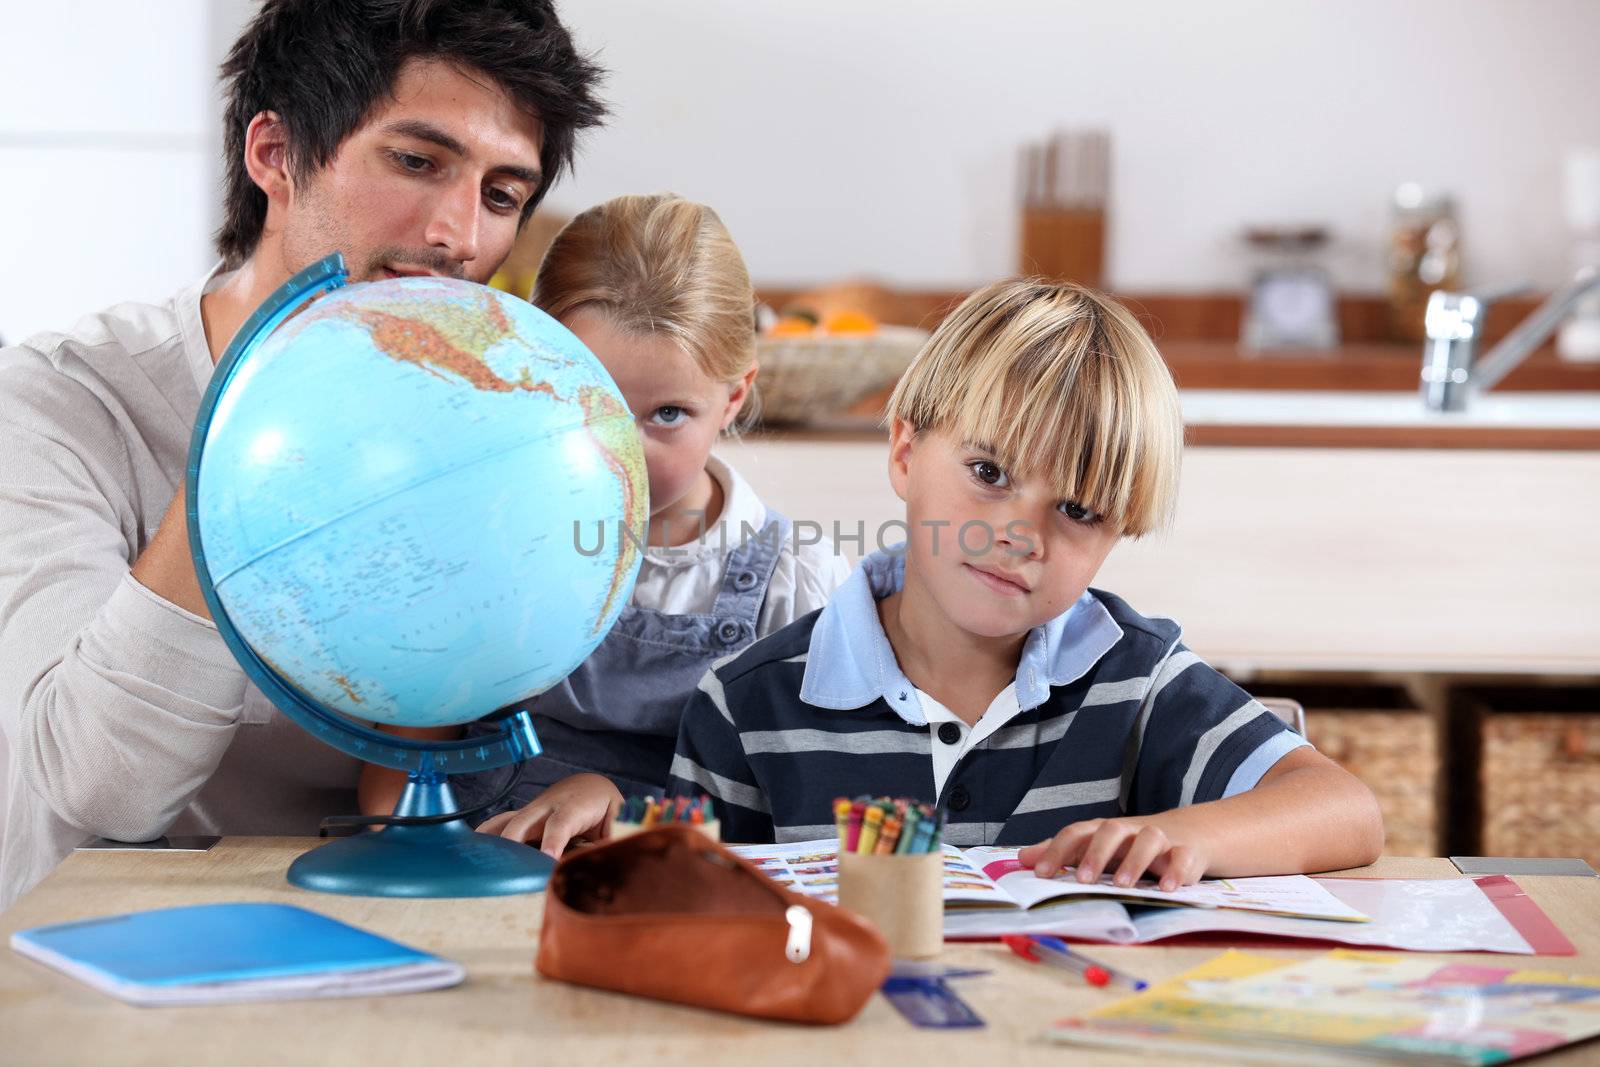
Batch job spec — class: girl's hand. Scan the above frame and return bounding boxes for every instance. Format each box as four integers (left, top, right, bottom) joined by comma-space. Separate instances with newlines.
476, 773, 622, 858
1016, 817, 1210, 892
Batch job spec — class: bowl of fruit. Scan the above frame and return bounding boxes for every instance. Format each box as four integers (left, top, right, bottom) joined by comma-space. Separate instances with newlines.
753, 307, 928, 427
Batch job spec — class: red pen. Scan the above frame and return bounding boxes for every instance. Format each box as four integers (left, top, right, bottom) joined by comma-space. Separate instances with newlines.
1002, 934, 1148, 991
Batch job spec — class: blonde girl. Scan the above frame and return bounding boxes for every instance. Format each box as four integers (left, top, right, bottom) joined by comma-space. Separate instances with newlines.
360, 195, 848, 853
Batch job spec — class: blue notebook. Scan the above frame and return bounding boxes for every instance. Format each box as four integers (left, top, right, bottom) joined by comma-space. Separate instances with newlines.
10, 902, 465, 1006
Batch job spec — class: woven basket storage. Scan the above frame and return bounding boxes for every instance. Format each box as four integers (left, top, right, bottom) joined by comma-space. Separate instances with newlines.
753, 325, 927, 426
1248, 683, 1438, 856
1467, 685, 1600, 869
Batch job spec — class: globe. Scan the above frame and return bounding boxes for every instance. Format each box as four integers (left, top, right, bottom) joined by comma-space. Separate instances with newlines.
195, 268, 647, 728
186, 253, 649, 897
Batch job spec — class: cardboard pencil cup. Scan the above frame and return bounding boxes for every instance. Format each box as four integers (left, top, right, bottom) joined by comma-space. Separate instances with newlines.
836, 850, 944, 959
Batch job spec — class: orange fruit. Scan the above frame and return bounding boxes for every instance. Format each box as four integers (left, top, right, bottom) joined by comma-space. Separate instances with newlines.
822, 310, 878, 335
768, 316, 816, 337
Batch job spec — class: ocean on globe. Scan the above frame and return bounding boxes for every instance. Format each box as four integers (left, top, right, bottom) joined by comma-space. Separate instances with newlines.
193, 276, 649, 729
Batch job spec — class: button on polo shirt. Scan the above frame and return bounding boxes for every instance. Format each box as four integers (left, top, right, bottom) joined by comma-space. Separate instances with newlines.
919, 683, 1025, 798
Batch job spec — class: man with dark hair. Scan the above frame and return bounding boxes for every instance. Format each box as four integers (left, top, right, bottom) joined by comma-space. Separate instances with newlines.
0, 0, 605, 906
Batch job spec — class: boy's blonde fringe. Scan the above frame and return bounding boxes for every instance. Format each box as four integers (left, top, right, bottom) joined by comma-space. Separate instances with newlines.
886, 279, 1182, 537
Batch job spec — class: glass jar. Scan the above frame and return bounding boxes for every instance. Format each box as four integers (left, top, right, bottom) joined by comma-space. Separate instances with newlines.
1386, 184, 1460, 343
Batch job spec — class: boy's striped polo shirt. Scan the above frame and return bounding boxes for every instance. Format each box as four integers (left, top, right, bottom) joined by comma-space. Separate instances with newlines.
668, 550, 1309, 846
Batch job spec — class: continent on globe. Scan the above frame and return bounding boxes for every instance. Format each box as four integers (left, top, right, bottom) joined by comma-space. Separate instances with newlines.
191, 276, 649, 729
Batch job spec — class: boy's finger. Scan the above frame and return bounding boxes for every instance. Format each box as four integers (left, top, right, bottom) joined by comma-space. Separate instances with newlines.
594, 796, 622, 839
1016, 839, 1049, 867
1112, 826, 1169, 888
1029, 822, 1095, 877
539, 807, 588, 858
1160, 845, 1203, 891
497, 805, 551, 845
1075, 823, 1137, 883
475, 811, 514, 836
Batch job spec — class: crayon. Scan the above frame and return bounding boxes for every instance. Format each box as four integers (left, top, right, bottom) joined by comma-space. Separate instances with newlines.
910, 813, 937, 854
833, 798, 852, 848
876, 814, 903, 854
895, 807, 920, 853
640, 797, 660, 829
857, 805, 885, 853
845, 800, 866, 852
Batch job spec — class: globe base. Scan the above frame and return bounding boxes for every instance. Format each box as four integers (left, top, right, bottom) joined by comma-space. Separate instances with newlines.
288, 772, 550, 897
288, 819, 553, 897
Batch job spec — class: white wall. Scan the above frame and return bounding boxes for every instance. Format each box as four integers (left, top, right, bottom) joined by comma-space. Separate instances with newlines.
0, 2, 226, 344
3, 1, 1597, 343
551, 0, 1600, 293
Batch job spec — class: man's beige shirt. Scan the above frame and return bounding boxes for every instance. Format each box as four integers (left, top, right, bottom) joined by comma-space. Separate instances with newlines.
0, 269, 358, 907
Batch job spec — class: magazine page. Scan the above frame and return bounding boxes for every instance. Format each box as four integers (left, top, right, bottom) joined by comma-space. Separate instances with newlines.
1120, 877, 1536, 954
728, 839, 1015, 907
1052, 950, 1600, 1064
964, 846, 1369, 921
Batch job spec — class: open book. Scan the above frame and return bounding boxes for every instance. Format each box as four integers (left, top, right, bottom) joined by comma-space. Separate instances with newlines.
729, 839, 1365, 921
730, 841, 1561, 955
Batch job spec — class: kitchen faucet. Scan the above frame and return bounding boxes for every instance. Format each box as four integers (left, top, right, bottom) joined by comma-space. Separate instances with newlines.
1419, 267, 1600, 411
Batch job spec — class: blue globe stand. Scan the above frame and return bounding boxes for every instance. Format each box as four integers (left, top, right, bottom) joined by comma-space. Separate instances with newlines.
286, 771, 553, 897
186, 253, 557, 898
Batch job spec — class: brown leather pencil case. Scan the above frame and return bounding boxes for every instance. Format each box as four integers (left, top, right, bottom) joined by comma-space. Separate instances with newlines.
536, 824, 890, 1023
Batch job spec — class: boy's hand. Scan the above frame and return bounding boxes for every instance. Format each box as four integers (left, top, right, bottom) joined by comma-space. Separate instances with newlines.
476, 773, 622, 858
1017, 816, 1209, 892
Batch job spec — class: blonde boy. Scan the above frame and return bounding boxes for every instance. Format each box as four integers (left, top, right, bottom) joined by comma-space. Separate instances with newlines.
670, 279, 1383, 889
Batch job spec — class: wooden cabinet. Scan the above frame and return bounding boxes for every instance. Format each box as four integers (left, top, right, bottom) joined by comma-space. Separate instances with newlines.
1241, 682, 1438, 856
1455, 685, 1600, 870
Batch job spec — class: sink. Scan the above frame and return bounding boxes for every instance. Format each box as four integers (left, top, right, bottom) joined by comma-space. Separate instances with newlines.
1180, 390, 1600, 429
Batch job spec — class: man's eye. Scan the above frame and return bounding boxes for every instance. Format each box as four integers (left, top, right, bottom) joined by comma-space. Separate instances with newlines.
1058, 500, 1100, 524
650, 406, 686, 426
968, 460, 1008, 487
392, 152, 431, 172
486, 186, 521, 211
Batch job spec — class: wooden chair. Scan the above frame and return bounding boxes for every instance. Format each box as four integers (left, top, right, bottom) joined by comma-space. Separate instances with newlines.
1255, 696, 1307, 737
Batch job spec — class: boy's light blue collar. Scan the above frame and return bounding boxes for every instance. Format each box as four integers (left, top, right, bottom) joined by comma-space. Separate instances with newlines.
799, 548, 1123, 724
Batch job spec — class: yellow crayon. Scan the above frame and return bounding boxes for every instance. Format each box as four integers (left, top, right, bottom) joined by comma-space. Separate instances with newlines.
856, 805, 885, 854
640, 798, 660, 828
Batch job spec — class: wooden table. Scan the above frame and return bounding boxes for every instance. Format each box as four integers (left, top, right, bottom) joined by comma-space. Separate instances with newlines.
2, 839, 1597, 1065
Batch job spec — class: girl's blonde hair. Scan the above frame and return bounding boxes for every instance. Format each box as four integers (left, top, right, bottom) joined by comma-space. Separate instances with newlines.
886, 279, 1182, 537
532, 194, 757, 391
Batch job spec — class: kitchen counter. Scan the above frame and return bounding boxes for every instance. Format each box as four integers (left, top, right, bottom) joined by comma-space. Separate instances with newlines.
721, 438, 1600, 676
763, 388, 1600, 450
757, 287, 1600, 448
1179, 389, 1600, 449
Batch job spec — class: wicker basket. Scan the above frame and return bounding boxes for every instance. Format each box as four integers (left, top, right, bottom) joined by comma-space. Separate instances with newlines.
1469, 686, 1600, 869
752, 326, 927, 426
1248, 682, 1438, 856
1311, 710, 1439, 857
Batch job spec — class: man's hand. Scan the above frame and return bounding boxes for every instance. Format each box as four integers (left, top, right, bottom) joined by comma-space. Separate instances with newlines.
476, 773, 622, 858
1016, 816, 1210, 892
130, 487, 212, 619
